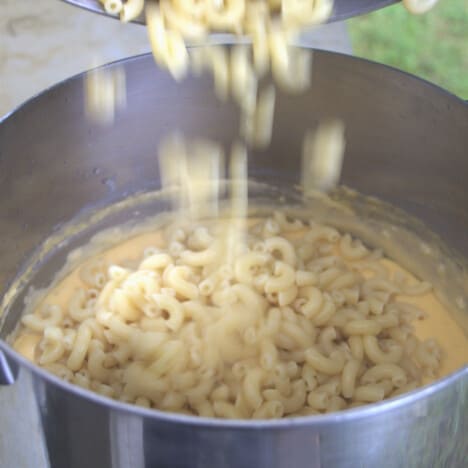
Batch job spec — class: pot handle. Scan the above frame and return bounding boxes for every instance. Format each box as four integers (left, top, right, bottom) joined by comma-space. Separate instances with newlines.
0, 350, 18, 385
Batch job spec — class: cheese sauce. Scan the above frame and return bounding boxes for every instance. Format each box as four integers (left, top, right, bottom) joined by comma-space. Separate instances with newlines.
14, 226, 467, 380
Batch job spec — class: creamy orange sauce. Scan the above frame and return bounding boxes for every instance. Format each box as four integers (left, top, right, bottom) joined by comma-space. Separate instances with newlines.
16, 226, 467, 381
44, 231, 166, 306
13, 232, 166, 360
381, 259, 467, 377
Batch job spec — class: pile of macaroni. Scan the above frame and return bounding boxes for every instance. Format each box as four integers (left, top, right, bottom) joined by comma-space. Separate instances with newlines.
13, 211, 442, 418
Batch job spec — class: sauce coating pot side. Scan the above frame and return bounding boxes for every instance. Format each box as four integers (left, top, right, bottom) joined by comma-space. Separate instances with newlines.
0, 51, 467, 468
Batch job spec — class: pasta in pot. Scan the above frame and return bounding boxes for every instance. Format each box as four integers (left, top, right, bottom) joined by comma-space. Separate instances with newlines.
12, 211, 454, 419
12, 0, 450, 420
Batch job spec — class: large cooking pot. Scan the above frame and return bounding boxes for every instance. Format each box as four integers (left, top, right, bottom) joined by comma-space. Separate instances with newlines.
0, 51, 467, 468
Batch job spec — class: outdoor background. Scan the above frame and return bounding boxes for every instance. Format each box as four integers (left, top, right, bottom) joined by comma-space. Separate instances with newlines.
348, 0, 467, 98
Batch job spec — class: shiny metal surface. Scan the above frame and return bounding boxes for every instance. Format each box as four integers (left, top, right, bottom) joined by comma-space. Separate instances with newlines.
62, 0, 400, 24
0, 350, 17, 385
0, 369, 49, 467
0, 51, 467, 467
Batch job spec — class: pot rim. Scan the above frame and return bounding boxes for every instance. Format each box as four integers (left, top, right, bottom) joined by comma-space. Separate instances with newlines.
60, 0, 401, 25
0, 49, 466, 133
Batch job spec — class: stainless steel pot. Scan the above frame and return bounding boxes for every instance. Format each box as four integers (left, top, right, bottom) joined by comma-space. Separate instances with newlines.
0, 51, 467, 468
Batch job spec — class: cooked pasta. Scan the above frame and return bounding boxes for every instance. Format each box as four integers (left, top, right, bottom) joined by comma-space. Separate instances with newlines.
95, 0, 439, 91
402, 0, 439, 15
99, 0, 439, 26
12, 209, 451, 418
84, 65, 126, 125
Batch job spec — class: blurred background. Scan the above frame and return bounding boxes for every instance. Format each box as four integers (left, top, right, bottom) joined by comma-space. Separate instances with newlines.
349, 0, 467, 98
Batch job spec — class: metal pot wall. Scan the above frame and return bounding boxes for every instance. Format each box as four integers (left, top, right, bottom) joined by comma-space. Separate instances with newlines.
0, 51, 467, 468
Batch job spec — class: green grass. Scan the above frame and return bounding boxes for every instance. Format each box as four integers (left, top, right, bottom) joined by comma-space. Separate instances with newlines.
348, 1, 468, 98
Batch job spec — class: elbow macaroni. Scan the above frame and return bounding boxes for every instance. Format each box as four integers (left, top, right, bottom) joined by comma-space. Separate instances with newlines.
13, 212, 446, 418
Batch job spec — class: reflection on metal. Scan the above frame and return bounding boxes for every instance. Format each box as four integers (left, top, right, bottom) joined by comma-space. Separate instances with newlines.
110, 412, 145, 468
0, 370, 49, 467
0, 350, 18, 385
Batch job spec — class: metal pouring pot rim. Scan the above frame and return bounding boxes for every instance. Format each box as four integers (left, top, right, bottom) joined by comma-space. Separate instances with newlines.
0, 49, 467, 430
61, 0, 401, 24
1, 49, 466, 129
